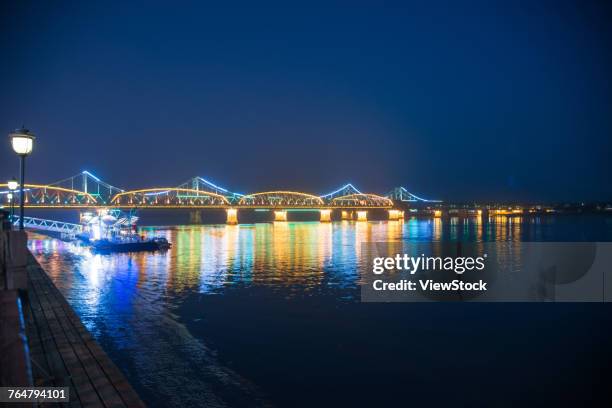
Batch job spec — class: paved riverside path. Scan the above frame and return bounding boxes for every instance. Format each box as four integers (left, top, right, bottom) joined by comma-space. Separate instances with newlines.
24, 253, 145, 407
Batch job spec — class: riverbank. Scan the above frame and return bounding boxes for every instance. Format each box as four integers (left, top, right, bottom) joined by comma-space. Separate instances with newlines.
1, 227, 145, 407
25, 252, 145, 406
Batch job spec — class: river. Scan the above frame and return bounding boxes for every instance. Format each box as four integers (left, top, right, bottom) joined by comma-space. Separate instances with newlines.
28, 215, 612, 407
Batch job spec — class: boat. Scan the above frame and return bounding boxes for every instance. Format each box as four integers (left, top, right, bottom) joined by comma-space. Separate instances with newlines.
91, 236, 171, 253
78, 209, 172, 253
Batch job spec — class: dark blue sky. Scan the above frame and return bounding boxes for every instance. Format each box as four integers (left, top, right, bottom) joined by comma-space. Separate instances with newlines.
1, 0, 610, 201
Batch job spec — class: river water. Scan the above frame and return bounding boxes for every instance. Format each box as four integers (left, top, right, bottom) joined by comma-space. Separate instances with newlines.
28, 216, 612, 407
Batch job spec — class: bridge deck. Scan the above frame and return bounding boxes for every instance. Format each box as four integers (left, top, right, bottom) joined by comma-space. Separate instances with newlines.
24, 253, 144, 407
19, 205, 394, 209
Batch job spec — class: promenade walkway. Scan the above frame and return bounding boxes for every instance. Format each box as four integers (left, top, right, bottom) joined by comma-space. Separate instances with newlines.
23, 254, 145, 407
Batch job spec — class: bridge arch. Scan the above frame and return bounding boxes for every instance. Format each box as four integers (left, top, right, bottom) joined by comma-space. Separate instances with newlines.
111, 188, 230, 207
0, 184, 97, 207
330, 193, 393, 208
238, 191, 325, 208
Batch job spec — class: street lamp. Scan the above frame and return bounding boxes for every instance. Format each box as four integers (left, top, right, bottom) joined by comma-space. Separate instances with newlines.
7, 177, 18, 221
9, 128, 35, 230
7, 178, 18, 191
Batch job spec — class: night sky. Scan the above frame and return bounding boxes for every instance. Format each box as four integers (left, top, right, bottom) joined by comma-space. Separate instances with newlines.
1, 1, 611, 202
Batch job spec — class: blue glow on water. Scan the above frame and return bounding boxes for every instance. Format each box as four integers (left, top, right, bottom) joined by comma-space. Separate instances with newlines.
27, 216, 612, 407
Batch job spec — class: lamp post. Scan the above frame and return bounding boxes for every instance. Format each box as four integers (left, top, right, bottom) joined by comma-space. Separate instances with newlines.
7, 177, 18, 221
9, 128, 35, 230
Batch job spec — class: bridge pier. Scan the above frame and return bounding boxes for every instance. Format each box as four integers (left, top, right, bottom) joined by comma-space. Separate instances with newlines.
388, 209, 404, 220
341, 210, 354, 220
189, 210, 203, 224
274, 210, 287, 222
320, 209, 331, 222
226, 208, 238, 225
356, 211, 368, 222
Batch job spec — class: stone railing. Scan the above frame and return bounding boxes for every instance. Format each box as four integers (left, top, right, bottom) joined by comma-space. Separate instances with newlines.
1, 210, 28, 291
0, 209, 32, 387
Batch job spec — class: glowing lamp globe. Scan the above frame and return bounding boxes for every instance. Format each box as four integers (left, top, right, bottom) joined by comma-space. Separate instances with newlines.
7, 178, 19, 191
9, 128, 35, 156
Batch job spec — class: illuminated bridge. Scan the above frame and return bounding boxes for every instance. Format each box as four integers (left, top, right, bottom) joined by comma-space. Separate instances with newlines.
0, 171, 439, 224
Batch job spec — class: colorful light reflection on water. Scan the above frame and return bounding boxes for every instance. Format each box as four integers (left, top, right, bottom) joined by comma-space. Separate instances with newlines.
27, 216, 612, 407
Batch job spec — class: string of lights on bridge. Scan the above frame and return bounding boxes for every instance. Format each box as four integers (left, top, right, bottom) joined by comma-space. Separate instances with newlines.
0, 170, 440, 210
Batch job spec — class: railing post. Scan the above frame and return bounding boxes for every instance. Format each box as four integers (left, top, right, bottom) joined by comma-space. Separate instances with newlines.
1, 228, 28, 291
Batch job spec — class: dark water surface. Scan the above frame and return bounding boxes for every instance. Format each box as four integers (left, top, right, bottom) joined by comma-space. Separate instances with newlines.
29, 216, 612, 407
